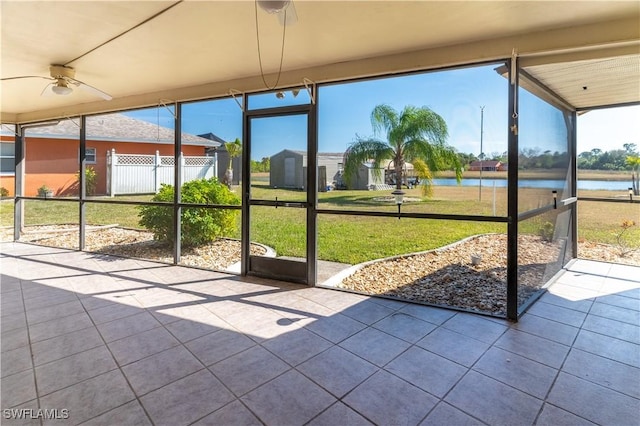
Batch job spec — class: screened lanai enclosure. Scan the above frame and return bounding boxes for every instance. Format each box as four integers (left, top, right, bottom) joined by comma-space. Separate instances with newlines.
1, 2, 638, 321
4, 58, 637, 321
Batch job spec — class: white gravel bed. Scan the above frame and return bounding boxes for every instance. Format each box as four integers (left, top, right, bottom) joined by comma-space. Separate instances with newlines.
6, 226, 265, 271
339, 234, 563, 316
577, 240, 640, 266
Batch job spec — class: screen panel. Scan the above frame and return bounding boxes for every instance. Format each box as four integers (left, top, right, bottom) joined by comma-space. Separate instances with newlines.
318, 215, 509, 316
317, 64, 509, 217
517, 87, 572, 214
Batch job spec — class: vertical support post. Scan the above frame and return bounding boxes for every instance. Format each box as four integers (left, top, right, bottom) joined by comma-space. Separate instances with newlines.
173, 104, 182, 264
570, 110, 578, 260
214, 151, 218, 180
79, 116, 86, 251
307, 88, 318, 286
180, 152, 185, 187
479, 105, 485, 202
506, 57, 520, 321
106, 150, 110, 196
109, 148, 116, 197
241, 93, 250, 276
13, 125, 24, 241
155, 150, 161, 193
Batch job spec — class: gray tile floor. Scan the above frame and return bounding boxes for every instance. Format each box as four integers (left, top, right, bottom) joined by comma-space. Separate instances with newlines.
1, 242, 639, 426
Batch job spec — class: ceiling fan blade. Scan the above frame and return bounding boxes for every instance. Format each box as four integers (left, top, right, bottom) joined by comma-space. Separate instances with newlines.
70, 78, 113, 101
1, 75, 54, 81
277, 1, 297, 26
40, 83, 56, 97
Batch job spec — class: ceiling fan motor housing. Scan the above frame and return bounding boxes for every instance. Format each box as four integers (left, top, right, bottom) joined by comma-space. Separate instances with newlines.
49, 65, 75, 80
258, 0, 290, 14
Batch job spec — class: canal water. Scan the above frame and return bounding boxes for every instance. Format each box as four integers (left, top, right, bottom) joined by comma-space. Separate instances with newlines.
431, 178, 632, 191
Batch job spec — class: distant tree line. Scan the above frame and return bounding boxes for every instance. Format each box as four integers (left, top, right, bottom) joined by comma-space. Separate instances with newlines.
578, 143, 638, 171
456, 143, 639, 172
519, 148, 569, 169
251, 157, 270, 172
457, 151, 507, 168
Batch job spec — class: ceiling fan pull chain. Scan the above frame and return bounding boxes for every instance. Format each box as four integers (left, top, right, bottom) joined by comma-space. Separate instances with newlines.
254, 0, 287, 90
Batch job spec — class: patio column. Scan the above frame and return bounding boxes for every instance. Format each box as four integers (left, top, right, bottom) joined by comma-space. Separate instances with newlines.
506, 57, 520, 321
13, 124, 24, 241
570, 110, 578, 260
173, 103, 182, 264
79, 116, 86, 250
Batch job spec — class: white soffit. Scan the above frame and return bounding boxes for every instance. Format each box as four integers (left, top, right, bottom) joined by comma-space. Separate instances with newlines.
524, 54, 640, 109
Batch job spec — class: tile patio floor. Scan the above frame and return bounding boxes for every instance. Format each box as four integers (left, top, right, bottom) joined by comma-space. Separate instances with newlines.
1, 242, 638, 425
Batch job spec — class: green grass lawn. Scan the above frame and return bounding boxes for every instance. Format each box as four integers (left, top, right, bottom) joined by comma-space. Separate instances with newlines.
577, 200, 640, 246
249, 186, 508, 262
1, 186, 637, 264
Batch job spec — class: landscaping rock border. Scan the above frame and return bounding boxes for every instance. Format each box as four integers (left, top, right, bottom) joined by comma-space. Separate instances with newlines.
337, 234, 562, 316
5, 226, 267, 272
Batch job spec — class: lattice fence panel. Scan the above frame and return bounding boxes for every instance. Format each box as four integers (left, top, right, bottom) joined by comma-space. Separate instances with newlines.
185, 157, 215, 166
115, 154, 155, 165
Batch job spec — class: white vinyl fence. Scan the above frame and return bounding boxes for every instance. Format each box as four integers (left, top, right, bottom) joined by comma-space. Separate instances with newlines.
107, 149, 217, 196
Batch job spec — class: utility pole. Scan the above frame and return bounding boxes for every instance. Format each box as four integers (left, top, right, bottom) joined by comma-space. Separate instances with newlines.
479, 106, 485, 202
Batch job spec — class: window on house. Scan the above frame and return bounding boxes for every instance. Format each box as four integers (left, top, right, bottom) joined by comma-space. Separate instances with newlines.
85, 147, 96, 164
0, 142, 15, 174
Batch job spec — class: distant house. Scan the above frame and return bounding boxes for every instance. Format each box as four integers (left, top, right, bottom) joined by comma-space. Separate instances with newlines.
468, 160, 507, 171
269, 150, 386, 190
0, 114, 219, 197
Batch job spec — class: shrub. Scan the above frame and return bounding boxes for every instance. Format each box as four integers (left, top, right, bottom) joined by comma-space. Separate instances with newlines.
0, 187, 8, 198
75, 167, 97, 195
138, 178, 240, 247
537, 221, 554, 242
85, 167, 97, 195
37, 185, 53, 197
615, 219, 638, 257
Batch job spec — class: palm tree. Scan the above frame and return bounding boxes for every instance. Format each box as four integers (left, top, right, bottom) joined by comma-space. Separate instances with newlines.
627, 155, 640, 195
343, 104, 462, 197
223, 138, 242, 189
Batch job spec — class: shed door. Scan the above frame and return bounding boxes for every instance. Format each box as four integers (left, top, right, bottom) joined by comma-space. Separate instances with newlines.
284, 157, 296, 187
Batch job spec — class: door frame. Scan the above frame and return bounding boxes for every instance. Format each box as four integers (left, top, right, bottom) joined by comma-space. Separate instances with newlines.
240, 99, 317, 285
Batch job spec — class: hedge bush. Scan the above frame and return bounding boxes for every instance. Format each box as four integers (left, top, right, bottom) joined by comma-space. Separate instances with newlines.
75, 167, 97, 195
138, 178, 240, 247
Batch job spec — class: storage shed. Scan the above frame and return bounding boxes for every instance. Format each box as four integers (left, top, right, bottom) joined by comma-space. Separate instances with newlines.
269, 150, 347, 190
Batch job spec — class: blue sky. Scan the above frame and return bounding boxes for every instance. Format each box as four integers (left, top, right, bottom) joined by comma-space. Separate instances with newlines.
125, 63, 639, 160
576, 105, 640, 153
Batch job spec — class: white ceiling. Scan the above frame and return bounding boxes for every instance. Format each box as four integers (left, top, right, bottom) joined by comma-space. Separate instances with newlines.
524, 55, 640, 109
1, 1, 639, 123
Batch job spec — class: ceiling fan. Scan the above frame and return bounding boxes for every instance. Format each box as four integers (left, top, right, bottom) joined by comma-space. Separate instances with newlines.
1, 65, 112, 100
258, 0, 297, 26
